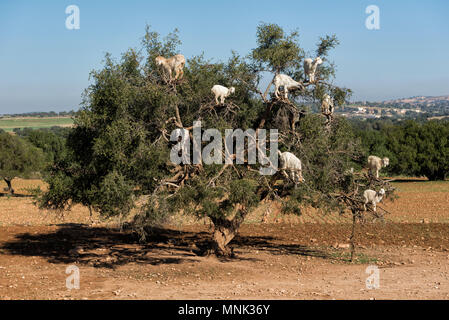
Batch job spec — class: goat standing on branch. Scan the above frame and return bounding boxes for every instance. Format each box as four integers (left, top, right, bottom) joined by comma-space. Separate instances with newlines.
211, 85, 235, 105
304, 57, 323, 83
363, 188, 385, 212
155, 54, 186, 82
367, 155, 390, 179
273, 74, 304, 100
321, 93, 334, 125
321, 94, 334, 115
277, 150, 304, 184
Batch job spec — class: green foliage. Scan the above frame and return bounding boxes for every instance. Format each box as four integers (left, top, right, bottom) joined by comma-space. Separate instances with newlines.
316, 35, 340, 57
277, 115, 361, 214
94, 170, 135, 217
252, 23, 303, 73
353, 119, 449, 180
15, 128, 68, 165
229, 179, 258, 207
0, 132, 45, 191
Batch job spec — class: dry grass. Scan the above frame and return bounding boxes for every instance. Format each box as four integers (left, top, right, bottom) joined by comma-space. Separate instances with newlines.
0, 179, 99, 226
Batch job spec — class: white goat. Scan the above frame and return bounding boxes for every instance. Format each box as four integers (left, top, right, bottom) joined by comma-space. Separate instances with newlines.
367, 155, 390, 178
155, 54, 186, 81
321, 94, 334, 115
363, 188, 385, 212
273, 74, 304, 100
303, 57, 323, 83
211, 85, 235, 105
277, 150, 304, 184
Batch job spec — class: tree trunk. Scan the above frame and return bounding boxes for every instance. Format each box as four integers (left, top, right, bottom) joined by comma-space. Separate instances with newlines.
88, 206, 94, 224
212, 224, 236, 257
209, 208, 248, 257
349, 210, 357, 262
4, 178, 14, 194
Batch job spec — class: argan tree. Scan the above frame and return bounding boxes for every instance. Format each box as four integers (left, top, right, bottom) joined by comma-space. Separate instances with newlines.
38, 24, 394, 257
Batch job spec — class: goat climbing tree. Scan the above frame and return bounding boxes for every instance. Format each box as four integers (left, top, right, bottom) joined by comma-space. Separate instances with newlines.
38, 23, 395, 257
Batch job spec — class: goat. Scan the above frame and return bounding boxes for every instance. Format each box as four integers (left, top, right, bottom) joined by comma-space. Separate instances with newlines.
321, 94, 334, 115
367, 155, 390, 179
303, 57, 323, 83
363, 188, 385, 212
277, 150, 304, 184
211, 85, 235, 105
273, 74, 304, 100
155, 54, 186, 81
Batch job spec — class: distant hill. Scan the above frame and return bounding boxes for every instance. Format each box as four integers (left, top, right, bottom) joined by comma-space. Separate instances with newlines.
353, 95, 449, 109
0, 110, 76, 118
382, 95, 449, 107
345, 95, 449, 120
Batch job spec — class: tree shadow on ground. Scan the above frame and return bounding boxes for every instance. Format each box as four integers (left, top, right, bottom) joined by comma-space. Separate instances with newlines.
0, 193, 33, 198
233, 235, 334, 260
1, 224, 202, 269
0, 224, 337, 269
0, 224, 277, 269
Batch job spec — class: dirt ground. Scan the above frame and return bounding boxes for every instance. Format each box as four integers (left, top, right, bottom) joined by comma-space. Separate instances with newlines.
0, 178, 448, 300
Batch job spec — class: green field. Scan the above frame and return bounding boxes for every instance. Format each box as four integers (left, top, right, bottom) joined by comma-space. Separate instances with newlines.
0, 117, 74, 132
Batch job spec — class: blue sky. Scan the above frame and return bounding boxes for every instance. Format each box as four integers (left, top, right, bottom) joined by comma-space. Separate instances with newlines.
0, 0, 448, 114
